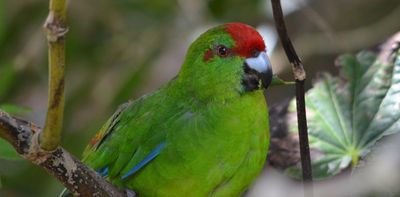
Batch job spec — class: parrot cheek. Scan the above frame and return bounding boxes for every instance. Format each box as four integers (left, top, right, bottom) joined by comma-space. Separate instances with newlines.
242, 51, 273, 91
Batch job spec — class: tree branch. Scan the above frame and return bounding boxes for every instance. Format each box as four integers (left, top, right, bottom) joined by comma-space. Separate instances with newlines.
0, 110, 127, 196
41, 0, 68, 151
270, 0, 313, 195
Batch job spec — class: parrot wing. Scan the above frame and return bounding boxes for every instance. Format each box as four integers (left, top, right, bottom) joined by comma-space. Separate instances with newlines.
81, 90, 177, 181
82, 101, 131, 156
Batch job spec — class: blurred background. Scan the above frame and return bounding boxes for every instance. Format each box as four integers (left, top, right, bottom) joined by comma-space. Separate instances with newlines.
0, 0, 399, 196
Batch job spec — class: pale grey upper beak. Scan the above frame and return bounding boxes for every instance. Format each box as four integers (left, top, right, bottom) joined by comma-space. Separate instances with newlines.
244, 51, 273, 89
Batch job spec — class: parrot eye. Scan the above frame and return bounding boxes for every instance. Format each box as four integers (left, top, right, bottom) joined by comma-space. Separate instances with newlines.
216, 45, 229, 57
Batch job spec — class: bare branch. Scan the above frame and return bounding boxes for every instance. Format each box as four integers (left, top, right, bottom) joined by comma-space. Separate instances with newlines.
270, 0, 313, 195
0, 110, 127, 197
41, 0, 68, 151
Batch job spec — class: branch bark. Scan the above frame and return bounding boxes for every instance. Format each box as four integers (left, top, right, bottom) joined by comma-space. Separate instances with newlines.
41, 0, 68, 151
270, 0, 313, 195
0, 110, 126, 196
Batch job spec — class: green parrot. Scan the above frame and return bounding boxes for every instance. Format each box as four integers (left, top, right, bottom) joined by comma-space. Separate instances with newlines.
71, 22, 272, 197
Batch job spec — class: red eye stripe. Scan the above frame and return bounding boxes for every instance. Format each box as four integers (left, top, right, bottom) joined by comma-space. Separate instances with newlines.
203, 49, 214, 62
203, 45, 230, 62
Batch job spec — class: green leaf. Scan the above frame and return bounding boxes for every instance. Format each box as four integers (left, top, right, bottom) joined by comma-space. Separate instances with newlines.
0, 138, 20, 160
287, 50, 400, 179
0, 104, 31, 116
270, 75, 295, 86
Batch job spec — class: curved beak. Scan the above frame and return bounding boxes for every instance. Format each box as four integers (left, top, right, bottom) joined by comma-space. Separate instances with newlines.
242, 51, 273, 91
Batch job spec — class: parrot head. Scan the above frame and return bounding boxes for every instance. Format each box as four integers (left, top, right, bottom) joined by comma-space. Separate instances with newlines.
178, 23, 272, 100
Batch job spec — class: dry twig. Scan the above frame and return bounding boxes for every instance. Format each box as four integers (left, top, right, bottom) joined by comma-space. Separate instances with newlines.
270, 0, 313, 196
0, 111, 126, 196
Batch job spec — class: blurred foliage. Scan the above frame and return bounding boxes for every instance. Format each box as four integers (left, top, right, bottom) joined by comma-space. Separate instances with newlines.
208, 0, 264, 24
287, 50, 400, 179
0, 0, 5, 45
0, 139, 20, 161
0, 63, 16, 101
0, 0, 399, 196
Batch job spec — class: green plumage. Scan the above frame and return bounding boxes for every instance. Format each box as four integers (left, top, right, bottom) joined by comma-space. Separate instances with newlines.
81, 23, 270, 197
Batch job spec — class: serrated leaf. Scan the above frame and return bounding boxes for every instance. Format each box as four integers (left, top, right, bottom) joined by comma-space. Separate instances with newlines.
0, 138, 20, 160
287, 50, 400, 179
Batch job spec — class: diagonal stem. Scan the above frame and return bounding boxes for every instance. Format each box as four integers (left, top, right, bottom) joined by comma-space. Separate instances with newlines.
0, 111, 127, 196
41, 0, 68, 151
270, 0, 313, 195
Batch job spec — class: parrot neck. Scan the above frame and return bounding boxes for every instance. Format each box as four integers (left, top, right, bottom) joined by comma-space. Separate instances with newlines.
172, 75, 243, 104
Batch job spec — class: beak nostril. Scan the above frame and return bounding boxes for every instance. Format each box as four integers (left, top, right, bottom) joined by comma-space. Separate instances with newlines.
251, 50, 260, 58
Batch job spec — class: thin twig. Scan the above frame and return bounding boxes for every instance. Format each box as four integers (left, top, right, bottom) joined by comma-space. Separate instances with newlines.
270, 0, 313, 195
0, 111, 127, 196
41, 0, 68, 150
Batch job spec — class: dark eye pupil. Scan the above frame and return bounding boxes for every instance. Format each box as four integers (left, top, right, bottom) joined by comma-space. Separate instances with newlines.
217, 45, 228, 57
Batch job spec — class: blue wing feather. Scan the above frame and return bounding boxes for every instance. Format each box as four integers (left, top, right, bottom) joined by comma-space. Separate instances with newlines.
121, 142, 166, 180
98, 166, 109, 177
